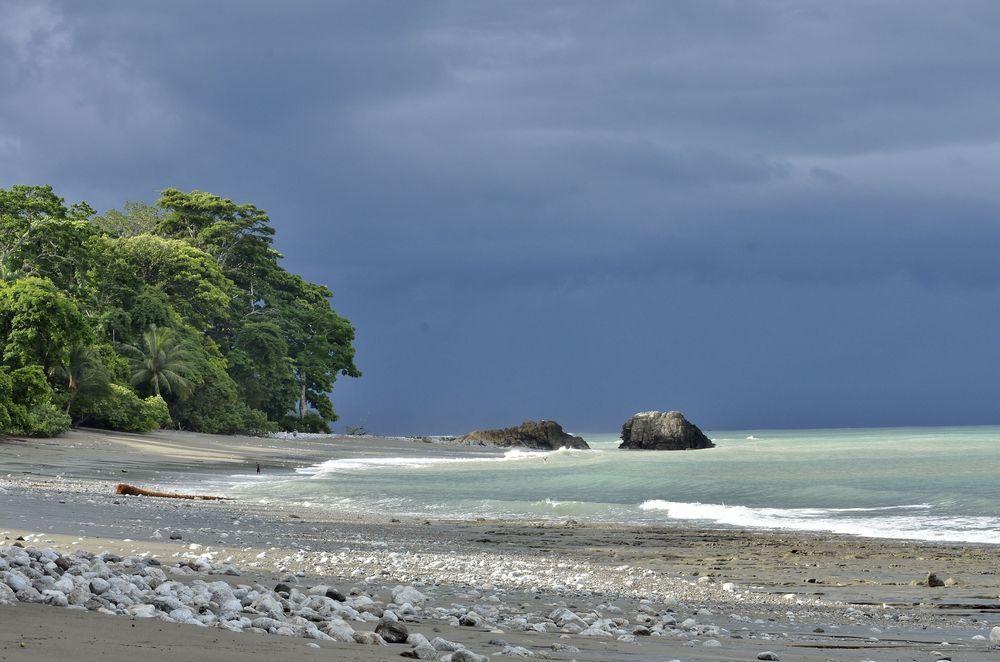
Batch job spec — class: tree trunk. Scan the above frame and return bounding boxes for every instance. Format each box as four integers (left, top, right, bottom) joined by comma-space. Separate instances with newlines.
116, 483, 229, 500
299, 375, 307, 419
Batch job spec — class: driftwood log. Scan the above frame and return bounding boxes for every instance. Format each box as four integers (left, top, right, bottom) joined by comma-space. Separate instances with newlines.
115, 483, 230, 500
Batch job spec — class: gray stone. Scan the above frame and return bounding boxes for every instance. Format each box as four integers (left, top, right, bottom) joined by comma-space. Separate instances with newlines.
579, 623, 614, 637
320, 623, 356, 642
42, 590, 69, 607
16, 586, 44, 603
757, 652, 780, 661
550, 643, 579, 652
460, 610, 485, 627
128, 604, 157, 618
352, 631, 386, 645
619, 411, 715, 450
360, 603, 384, 618
407, 633, 430, 647
4, 571, 31, 593
449, 650, 490, 662
403, 642, 438, 659
431, 636, 465, 651
499, 645, 534, 657
392, 585, 427, 605
251, 594, 285, 620
375, 617, 409, 643
548, 607, 587, 629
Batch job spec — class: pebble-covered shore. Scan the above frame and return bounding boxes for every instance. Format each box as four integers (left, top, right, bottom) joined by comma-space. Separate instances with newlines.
4, 429, 1000, 660
5, 534, 1000, 661
0, 539, 953, 662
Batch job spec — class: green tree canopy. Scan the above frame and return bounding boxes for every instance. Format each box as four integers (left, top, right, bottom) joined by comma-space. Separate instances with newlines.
0, 365, 71, 436
0, 277, 91, 375
156, 189, 279, 308
227, 321, 298, 420
93, 201, 165, 238
282, 283, 360, 421
0, 185, 96, 292
113, 234, 236, 333
0, 184, 359, 437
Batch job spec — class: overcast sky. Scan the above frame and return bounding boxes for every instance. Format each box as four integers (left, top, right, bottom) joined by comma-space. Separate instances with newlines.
3, 1, 1000, 434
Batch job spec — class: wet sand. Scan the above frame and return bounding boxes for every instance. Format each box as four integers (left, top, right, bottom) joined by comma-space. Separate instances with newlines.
2, 428, 999, 660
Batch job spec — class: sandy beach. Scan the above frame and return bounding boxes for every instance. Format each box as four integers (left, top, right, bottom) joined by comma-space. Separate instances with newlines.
2, 429, 999, 661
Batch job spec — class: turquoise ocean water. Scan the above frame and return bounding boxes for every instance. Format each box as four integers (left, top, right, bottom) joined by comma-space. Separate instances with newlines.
227, 427, 1000, 544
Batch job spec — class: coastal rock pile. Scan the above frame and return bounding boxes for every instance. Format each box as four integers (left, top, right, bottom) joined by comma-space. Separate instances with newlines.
458, 420, 590, 450
0, 544, 493, 659
618, 411, 715, 450
0, 540, 802, 657
9, 539, 996, 658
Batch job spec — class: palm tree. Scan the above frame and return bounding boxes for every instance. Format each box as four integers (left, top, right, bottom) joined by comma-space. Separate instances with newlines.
119, 325, 195, 399
54, 345, 112, 415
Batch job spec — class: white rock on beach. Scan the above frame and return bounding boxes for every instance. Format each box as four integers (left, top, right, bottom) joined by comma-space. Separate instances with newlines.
405, 642, 438, 659
431, 636, 465, 652
443, 650, 490, 662
4, 571, 31, 593
128, 603, 157, 618
392, 585, 427, 605
498, 645, 534, 657
548, 606, 587, 629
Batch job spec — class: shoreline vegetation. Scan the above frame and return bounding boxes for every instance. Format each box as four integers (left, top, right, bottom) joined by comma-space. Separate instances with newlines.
3, 429, 1000, 660
0, 184, 359, 439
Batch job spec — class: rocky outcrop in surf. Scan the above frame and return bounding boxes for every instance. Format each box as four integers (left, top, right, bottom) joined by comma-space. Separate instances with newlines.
618, 411, 715, 450
458, 420, 590, 450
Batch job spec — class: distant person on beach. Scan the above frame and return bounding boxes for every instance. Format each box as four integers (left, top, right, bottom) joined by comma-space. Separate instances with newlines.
256, 463, 260, 474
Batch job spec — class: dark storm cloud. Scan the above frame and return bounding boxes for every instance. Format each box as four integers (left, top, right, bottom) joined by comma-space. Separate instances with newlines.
3, 1, 1000, 432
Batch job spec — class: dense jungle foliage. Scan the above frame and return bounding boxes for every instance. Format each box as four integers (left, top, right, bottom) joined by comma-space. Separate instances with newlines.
0, 185, 359, 436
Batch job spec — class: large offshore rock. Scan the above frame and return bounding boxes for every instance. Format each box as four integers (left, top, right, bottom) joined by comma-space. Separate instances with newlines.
618, 411, 715, 450
458, 420, 589, 450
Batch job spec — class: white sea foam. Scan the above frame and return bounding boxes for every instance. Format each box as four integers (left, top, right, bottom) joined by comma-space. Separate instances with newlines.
298, 448, 555, 476
638, 500, 1000, 544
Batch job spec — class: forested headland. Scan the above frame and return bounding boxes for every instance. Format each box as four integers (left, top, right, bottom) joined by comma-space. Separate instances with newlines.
0, 185, 359, 437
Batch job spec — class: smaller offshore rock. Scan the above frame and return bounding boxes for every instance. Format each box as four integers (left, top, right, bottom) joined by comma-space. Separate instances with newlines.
458, 421, 589, 450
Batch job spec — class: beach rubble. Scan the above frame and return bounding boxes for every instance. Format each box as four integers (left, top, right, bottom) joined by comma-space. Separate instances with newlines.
0, 541, 799, 659
1, 544, 510, 659
7, 532, 1000, 661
